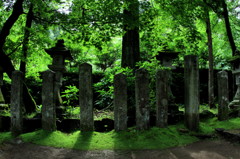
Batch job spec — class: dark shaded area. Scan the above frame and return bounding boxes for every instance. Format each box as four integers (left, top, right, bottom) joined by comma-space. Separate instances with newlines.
0, 115, 184, 133
215, 128, 240, 143
172, 68, 234, 104
57, 118, 115, 133
0, 116, 10, 132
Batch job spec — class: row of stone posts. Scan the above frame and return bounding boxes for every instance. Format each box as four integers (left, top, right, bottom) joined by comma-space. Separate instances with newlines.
9, 55, 230, 135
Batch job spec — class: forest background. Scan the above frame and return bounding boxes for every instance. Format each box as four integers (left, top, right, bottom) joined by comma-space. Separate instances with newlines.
0, 0, 240, 113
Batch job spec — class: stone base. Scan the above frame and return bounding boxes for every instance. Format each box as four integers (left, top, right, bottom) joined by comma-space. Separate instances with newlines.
228, 100, 240, 117
228, 100, 240, 109
215, 128, 240, 143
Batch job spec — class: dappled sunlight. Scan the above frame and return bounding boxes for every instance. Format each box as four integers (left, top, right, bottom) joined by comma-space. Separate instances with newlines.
72, 131, 93, 150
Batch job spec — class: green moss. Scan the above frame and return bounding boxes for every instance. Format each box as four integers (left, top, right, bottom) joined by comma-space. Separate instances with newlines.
1, 117, 239, 150
0, 132, 13, 144
200, 117, 240, 134
179, 104, 218, 115
20, 124, 198, 150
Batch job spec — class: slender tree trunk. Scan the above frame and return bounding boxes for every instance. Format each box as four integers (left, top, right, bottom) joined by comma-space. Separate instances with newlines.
205, 10, 215, 108
221, 0, 237, 56
20, 4, 34, 78
121, 0, 140, 68
0, 0, 36, 113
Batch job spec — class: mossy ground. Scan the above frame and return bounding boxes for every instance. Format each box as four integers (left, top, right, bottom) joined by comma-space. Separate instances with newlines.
18, 125, 199, 150
0, 132, 13, 143
1, 117, 240, 150
199, 117, 240, 134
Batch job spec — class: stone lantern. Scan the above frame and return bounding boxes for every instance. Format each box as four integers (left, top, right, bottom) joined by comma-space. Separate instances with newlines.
156, 51, 180, 69
45, 40, 72, 110
229, 58, 240, 113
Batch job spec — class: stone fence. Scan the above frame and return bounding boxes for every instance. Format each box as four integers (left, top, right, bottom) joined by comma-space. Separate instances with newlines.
4, 55, 229, 136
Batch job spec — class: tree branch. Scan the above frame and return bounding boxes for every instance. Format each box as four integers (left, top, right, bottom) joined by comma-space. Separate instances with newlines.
0, 0, 24, 49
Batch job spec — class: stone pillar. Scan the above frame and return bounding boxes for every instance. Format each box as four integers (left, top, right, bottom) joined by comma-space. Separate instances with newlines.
184, 55, 199, 131
10, 71, 24, 136
42, 70, 56, 131
114, 73, 127, 131
156, 69, 170, 128
135, 68, 150, 130
79, 63, 93, 131
54, 71, 63, 106
0, 70, 5, 104
217, 71, 229, 121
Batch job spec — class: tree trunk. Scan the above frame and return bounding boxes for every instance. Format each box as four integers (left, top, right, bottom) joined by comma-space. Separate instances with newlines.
0, 0, 23, 76
0, 0, 36, 113
221, 0, 237, 56
20, 4, 34, 78
121, 0, 140, 68
205, 10, 215, 109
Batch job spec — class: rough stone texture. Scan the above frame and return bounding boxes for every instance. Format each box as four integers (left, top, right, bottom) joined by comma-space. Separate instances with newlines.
156, 69, 169, 128
42, 70, 56, 131
135, 68, 150, 130
114, 73, 127, 131
0, 71, 5, 104
10, 71, 24, 136
54, 71, 63, 106
79, 63, 94, 131
184, 55, 199, 131
217, 71, 229, 121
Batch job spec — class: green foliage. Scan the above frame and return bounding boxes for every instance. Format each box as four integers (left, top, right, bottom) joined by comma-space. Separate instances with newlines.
64, 106, 80, 119
61, 85, 79, 106
61, 85, 80, 119
94, 66, 134, 110
136, 58, 170, 111
0, 104, 10, 117
1, 0, 239, 79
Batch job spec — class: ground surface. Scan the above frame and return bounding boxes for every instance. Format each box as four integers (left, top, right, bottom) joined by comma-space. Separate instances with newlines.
0, 139, 239, 159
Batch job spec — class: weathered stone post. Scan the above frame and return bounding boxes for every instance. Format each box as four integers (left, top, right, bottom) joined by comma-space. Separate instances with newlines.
114, 73, 127, 131
0, 68, 3, 130
217, 71, 229, 121
135, 68, 150, 130
184, 55, 199, 131
79, 63, 93, 131
0, 69, 5, 104
156, 69, 170, 128
42, 70, 56, 131
10, 71, 24, 136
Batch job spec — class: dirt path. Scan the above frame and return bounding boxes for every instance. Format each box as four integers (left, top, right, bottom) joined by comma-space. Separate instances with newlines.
0, 139, 240, 159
